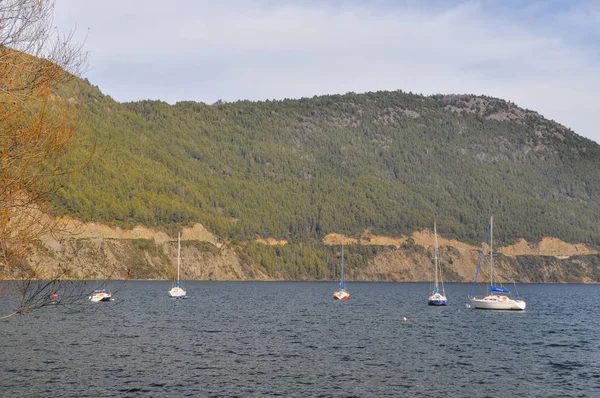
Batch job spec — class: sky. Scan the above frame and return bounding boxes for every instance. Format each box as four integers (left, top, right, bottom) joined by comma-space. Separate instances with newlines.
53, 0, 600, 143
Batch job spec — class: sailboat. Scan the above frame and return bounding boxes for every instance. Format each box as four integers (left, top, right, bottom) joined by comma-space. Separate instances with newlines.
428, 221, 447, 306
469, 216, 526, 311
168, 232, 187, 299
333, 241, 350, 300
89, 288, 112, 302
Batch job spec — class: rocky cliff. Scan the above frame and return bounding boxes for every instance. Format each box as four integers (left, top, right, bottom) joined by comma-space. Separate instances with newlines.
12, 217, 599, 283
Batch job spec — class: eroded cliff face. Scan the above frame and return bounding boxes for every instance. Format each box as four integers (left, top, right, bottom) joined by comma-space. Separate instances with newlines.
352, 242, 600, 284
12, 218, 600, 282
498, 237, 596, 259
26, 237, 269, 281
343, 230, 599, 283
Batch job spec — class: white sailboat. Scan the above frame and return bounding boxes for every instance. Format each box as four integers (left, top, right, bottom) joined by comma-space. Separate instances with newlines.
333, 241, 350, 300
89, 288, 112, 302
428, 221, 447, 306
469, 216, 526, 311
168, 232, 187, 299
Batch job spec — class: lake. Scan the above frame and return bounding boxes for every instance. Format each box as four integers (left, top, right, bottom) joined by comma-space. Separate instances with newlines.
1, 282, 599, 397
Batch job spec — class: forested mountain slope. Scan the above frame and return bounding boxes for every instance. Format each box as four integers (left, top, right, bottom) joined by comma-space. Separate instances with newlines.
53, 78, 600, 248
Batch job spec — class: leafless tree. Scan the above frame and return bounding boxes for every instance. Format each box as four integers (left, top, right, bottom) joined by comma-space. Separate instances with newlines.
0, 0, 93, 318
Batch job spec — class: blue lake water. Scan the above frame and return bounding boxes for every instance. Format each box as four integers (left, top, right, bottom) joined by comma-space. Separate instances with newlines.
1, 282, 599, 397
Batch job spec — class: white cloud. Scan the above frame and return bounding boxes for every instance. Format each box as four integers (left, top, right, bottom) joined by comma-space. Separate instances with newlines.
53, 0, 600, 143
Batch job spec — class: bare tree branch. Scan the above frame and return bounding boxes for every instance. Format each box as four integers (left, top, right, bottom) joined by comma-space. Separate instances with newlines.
1, 0, 92, 317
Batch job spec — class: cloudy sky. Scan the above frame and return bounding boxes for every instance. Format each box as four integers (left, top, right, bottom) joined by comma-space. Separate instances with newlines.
53, 0, 600, 143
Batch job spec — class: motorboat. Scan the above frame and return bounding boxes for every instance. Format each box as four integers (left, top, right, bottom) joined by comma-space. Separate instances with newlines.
89, 289, 112, 302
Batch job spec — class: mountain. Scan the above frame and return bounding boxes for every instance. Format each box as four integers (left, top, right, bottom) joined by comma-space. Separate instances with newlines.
18, 77, 597, 283
55, 78, 600, 247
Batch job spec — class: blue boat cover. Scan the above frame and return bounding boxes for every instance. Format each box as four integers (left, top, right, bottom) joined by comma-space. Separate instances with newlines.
491, 285, 510, 293
433, 287, 438, 293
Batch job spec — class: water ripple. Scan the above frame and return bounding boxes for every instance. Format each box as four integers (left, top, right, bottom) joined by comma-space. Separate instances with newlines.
1, 282, 599, 397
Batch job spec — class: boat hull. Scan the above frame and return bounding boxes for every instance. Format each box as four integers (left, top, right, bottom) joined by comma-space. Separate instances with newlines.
169, 287, 187, 299
428, 299, 447, 306
333, 290, 350, 300
89, 293, 111, 302
470, 295, 526, 311
428, 293, 447, 306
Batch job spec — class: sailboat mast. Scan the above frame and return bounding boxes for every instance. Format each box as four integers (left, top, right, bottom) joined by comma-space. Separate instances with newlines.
341, 240, 345, 289
434, 221, 439, 289
489, 216, 493, 288
177, 232, 181, 283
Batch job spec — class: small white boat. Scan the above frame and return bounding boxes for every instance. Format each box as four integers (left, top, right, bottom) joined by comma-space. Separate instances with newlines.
333, 241, 350, 300
469, 216, 526, 311
89, 289, 112, 302
168, 286, 186, 299
428, 221, 447, 306
333, 288, 350, 300
169, 232, 187, 299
